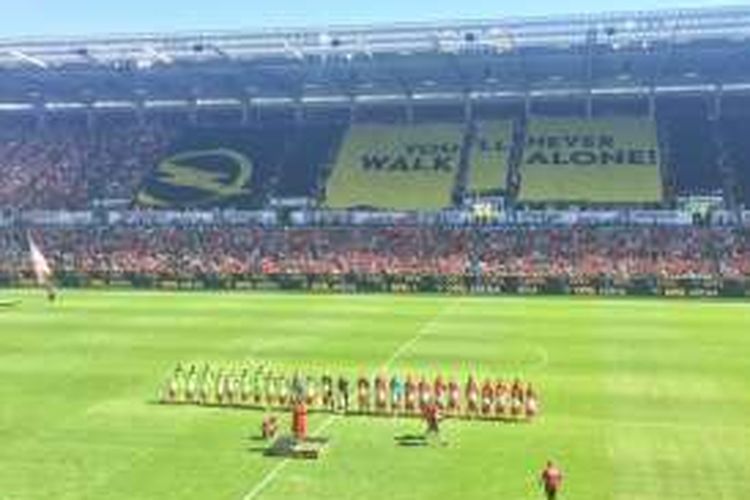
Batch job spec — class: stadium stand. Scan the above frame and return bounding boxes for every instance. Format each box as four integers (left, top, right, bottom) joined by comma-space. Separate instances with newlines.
466, 121, 514, 194
137, 123, 344, 208
2, 226, 748, 284
325, 123, 464, 210
276, 124, 346, 197
720, 115, 750, 207
136, 125, 286, 209
659, 100, 721, 196
0, 117, 341, 210
518, 118, 664, 204
0, 117, 171, 210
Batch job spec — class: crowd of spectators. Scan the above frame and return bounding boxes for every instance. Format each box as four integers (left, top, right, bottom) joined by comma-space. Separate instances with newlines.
0, 116, 172, 210
1, 226, 749, 280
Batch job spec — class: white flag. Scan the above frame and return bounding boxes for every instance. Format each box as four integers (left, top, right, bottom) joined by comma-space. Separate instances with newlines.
28, 234, 52, 285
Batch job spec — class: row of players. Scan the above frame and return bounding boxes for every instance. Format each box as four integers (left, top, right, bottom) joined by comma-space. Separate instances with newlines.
159, 362, 541, 420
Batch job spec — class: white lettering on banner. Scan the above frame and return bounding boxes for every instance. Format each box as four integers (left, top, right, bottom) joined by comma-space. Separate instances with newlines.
21, 210, 94, 226
628, 210, 691, 226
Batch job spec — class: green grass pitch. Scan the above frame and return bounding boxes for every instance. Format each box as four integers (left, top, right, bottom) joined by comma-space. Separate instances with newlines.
1, 290, 749, 500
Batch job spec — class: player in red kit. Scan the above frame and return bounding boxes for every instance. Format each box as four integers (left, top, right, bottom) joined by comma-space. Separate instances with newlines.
418, 376, 432, 410
510, 377, 524, 418
292, 402, 308, 441
375, 373, 388, 413
447, 378, 461, 415
495, 379, 509, 418
433, 375, 447, 410
405, 375, 417, 414
261, 415, 278, 440
540, 460, 563, 500
422, 401, 444, 445
465, 375, 479, 416
357, 375, 371, 414
481, 378, 494, 417
525, 383, 540, 420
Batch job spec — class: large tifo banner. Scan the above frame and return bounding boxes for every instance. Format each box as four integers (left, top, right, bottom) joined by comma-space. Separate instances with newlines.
466, 121, 513, 193
136, 125, 342, 209
518, 118, 663, 203
325, 124, 464, 210
137, 127, 285, 209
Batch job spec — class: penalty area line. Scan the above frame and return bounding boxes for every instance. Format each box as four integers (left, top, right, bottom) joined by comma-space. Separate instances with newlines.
240, 299, 460, 500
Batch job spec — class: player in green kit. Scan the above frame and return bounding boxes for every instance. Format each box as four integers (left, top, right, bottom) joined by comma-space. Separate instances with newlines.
306, 376, 318, 407
252, 367, 264, 406
264, 369, 277, 407
215, 370, 227, 406
240, 368, 252, 406
169, 363, 185, 403
200, 364, 214, 405
185, 364, 198, 403
277, 374, 290, 408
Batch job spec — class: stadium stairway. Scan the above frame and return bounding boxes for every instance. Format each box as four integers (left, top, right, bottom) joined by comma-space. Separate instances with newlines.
451, 120, 475, 203
506, 114, 527, 203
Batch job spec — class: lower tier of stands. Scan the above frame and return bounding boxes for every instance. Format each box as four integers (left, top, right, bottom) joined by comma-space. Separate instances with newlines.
2, 227, 748, 284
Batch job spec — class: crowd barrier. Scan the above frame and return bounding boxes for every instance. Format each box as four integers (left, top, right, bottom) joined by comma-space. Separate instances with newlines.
2, 208, 749, 228
2, 271, 748, 298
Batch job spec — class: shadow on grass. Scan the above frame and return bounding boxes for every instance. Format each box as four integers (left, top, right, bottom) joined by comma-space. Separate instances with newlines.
394, 434, 428, 447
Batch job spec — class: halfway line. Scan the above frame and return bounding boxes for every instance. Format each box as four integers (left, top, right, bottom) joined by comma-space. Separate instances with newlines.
240, 298, 460, 500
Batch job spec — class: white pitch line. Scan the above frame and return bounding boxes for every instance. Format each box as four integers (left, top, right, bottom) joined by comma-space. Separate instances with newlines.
380, 301, 458, 370
241, 299, 460, 500
242, 416, 338, 500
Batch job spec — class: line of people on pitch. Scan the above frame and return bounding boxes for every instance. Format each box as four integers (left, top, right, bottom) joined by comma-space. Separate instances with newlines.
159, 362, 541, 420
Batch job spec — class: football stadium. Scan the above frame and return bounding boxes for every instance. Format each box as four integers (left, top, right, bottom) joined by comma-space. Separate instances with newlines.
1, 5, 750, 500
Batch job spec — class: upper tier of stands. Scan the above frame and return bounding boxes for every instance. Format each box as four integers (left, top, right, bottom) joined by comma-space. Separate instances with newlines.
325, 123, 464, 210
0, 115, 172, 210
659, 100, 721, 196
136, 123, 343, 209
0, 108, 739, 210
518, 118, 664, 204
720, 115, 750, 207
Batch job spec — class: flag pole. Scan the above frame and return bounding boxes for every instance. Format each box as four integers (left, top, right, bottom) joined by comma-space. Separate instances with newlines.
26, 231, 57, 302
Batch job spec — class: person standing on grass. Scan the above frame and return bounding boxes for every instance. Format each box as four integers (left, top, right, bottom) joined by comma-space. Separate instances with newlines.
337, 375, 350, 412
422, 401, 444, 445
540, 460, 564, 500
390, 373, 404, 414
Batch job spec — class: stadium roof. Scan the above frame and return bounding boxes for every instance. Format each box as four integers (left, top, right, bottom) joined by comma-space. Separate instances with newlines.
3, 5, 750, 112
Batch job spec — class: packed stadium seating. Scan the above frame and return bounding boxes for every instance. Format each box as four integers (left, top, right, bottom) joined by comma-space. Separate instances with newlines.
518, 118, 664, 204
2, 226, 748, 281
720, 115, 750, 207
277, 124, 346, 197
659, 101, 721, 196
0, 109, 746, 211
0, 116, 172, 210
325, 123, 464, 210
